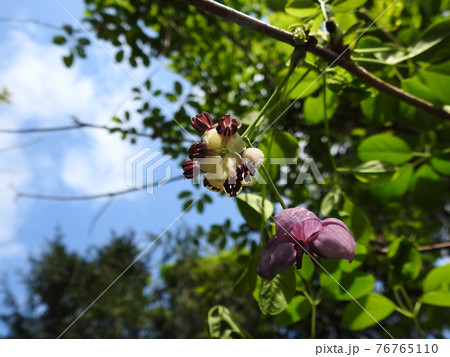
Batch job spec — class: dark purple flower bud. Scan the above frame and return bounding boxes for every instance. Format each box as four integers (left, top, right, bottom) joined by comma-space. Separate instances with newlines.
188, 142, 208, 159
191, 112, 213, 132
182, 160, 199, 179
216, 114, 239, 136
257, 207, 356, 280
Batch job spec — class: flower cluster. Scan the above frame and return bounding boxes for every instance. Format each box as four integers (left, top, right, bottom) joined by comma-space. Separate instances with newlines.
257, 207, 356, 280
182, 112, 264, 197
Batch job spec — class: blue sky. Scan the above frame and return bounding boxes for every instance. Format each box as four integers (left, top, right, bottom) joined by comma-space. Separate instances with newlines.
0, 0, 243, 334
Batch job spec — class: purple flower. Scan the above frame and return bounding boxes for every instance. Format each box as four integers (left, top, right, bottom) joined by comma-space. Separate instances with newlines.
257, 207, 356, 280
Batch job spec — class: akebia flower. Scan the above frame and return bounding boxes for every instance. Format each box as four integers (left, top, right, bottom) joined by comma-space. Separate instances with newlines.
216, 114, 239, 136
188, 142, 208, 159
183, 111, 265, 197
182, 160, 199, 179
257, 207, 356, 280
191, 112, 213, 132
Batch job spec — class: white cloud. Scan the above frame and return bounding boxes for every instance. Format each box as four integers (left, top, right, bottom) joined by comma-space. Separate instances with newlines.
0, 29, 158, 245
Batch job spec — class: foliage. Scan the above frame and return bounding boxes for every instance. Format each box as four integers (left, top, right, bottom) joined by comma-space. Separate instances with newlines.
39, 0, 450, 338
0, 232, 152, 338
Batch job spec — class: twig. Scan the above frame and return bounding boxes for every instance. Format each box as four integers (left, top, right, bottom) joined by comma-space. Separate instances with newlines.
0, 17, 78, 32
0, 116, 187, 143
0, 137, 43, 153
375, 241, 450, 253
11, 175, 186, 201
178, 0, 450, 120
87, 197, 115, 235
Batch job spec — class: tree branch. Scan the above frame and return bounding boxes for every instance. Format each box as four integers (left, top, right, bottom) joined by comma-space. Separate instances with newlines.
178, 0, 450, 120
375, 241, 450, 253
0, 116, 187, 144
11, 175, 186, 201
0, 17, 78, 32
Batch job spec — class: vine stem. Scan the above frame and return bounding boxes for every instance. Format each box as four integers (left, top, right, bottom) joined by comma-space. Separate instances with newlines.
311, 302, 317, 339
243, 137, 288, 210
242, 48, 303, 139
260, 159, 288, 210
179, 0, 450, 120
322, 74, 338, 183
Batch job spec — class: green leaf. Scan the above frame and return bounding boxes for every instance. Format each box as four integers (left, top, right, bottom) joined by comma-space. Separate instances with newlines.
341, 198, 374, 245
258, 267, 296, 315
178, 191, 192, 199
419, 71, 450, 104
370, 164, 413, 201
53, 36, 66, 45
260, 131, 299, 180
410, 164, 443, 210
236, 193, 274, 229
112, 117, 122, 123
360, 93, 398, 125
285, 0, 319, 18
320, 186, 343, 216
320, 271, 374, 301
339, 243, 367, 273
387, 238, 422, 282
332, 0, 368, 12
423, 264, 450, 292
275, 295, 312, 326
182, 199, 194, 211
63, 53, 74, 67
303, 88, 339, 124
298, 254, 315, 281
419, 291, 450, 307
287, 67, 321, 100
207, 305, 248, 338
377, 19, 450, 65
165, 93, 177, 102
357, 133, 412, 165
430, 157, 450, 176
342, 293, 396, 330
352, 160, 398, 184
234, 251, 260, 294
174, 81, 182, 95
115, 50, 124, 62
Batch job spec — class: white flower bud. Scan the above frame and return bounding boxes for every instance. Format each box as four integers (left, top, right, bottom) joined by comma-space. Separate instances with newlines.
202, 129, 225, 151
242, 148, 265, 168
225, 133, 246, 153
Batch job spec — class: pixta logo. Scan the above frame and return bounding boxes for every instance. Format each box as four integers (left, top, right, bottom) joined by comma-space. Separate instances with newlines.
126, 148, 172, 194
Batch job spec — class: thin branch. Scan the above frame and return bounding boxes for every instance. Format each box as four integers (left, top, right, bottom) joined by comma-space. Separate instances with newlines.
0, 137, 43, 153
0, 17, 78, 32
87, 197, 115, 235
375, 241, 450, 253
0, 117, 150, 138
0, 117, 187, 144
12, 175, 186, 201
178, 0, 450, 120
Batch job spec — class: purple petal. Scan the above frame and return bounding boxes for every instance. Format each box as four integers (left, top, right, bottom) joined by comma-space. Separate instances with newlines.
274, 207, 318, 235
310, 220, 356, 262
322, 218, 352, 233
289, 218, 322, 242
257, 236, 297, 280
